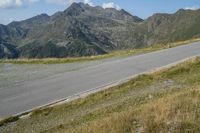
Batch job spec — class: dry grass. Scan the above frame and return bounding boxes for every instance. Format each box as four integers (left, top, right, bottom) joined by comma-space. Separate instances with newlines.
69, 88, 200, 133
0, 116, 19, 127
0, 49, 144, 64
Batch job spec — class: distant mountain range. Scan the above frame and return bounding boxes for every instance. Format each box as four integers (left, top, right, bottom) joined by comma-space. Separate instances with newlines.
0, 2, 200, 58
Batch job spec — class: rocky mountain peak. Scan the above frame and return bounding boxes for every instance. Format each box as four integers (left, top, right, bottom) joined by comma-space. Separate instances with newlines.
62, 2, 143, 22
0, 6, 200, 59
64, 2, 87, 16
8, 13, 50, 28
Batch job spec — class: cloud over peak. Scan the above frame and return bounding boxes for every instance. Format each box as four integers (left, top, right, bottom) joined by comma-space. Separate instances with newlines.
83, 0, 93, 6
45, 0, 93, 6
0, 0, 92, 9
184, 6, 199, 10
102, 2, 121, 10
0, 0, 119, 10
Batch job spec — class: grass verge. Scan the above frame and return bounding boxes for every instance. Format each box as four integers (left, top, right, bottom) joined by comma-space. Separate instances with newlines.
1, 38, 200, 64
0, 56, 200, 132
0, 116, 19, 127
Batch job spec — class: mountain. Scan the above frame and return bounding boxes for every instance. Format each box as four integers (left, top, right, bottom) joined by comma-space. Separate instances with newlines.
8, 13, 50, 28
143, 9, 200, 45
0, 24, 22, 58
0, 3, 200, 58
0, 42, 19, 58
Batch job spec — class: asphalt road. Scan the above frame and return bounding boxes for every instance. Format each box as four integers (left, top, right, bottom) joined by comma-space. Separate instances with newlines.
1, 42, 200, 118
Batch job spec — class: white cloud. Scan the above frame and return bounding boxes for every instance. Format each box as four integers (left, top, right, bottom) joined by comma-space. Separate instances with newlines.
46, 0, 93, 6
185, 6, 199, 10
46, 0, 71, 5
29, 0, 39, 3
0, 0, 94, 9
0, 0, 38, 9
83, 0, 93, 6
102, 2, 121, 10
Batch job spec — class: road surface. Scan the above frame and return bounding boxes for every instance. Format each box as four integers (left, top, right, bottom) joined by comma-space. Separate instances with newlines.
0, 42, 200, 118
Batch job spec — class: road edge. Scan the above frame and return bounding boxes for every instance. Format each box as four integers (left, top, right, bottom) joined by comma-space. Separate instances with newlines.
0, 55, 199, 126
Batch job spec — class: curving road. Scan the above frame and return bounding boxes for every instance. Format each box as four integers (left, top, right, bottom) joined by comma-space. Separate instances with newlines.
0, 42, 200, 118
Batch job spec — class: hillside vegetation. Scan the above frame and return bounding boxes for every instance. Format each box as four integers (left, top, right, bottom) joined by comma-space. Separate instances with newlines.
0, 2, 200, 58
1, 56, 200, 133
1, 38, 200, 64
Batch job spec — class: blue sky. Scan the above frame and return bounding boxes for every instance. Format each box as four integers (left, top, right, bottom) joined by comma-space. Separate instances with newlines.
0, 0, 200, 25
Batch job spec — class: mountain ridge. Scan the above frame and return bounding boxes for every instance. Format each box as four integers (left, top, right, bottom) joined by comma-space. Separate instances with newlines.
0, 2, 200, 58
